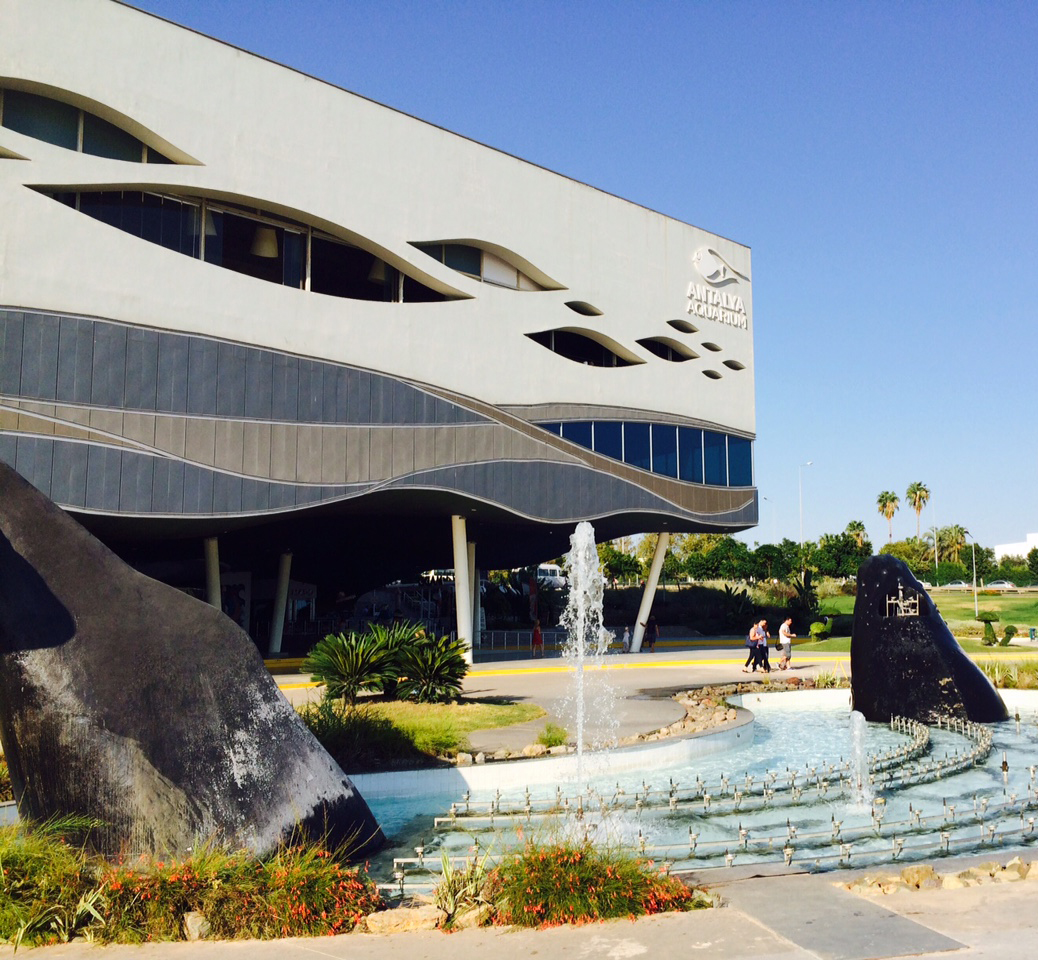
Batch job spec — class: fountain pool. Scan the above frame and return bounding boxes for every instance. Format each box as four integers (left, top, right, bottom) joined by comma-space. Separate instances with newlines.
370, 688, 1038, 896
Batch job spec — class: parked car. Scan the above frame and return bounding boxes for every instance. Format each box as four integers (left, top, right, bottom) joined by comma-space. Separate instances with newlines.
944, 580, 969, 588
986, 580, 1016, 589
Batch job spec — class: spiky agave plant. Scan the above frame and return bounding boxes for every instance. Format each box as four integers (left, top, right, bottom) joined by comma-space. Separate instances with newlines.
303, 631, 393, 705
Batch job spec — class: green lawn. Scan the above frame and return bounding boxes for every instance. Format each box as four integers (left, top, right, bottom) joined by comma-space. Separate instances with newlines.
800, 635, 1032, 656
821, 591, 1038, 633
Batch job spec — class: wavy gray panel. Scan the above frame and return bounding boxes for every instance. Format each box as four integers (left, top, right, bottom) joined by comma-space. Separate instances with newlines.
0, 309, 487, 427
0, 436, 753, 529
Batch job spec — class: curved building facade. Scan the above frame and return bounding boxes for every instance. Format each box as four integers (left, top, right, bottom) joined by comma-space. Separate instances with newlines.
0, 0, 757, 642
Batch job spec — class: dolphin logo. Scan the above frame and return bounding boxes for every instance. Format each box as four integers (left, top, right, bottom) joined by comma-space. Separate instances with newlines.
692, 247, 749, 287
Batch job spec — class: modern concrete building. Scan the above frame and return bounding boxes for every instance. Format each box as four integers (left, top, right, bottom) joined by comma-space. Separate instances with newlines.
0, 0, 757, 652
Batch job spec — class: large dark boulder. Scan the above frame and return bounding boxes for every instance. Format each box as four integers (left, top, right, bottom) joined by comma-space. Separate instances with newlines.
851, 555, 1007, 724
0, 463, 384, 857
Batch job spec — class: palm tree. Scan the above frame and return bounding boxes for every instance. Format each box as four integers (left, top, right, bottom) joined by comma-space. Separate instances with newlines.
905, 482, 930, 538
845, 520, 867, 548
945, 524, 967, 564
877, 491, 899, 541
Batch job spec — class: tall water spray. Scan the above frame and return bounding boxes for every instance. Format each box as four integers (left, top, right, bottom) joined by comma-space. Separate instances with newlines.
849, 710, 874, 806
559, 521, 618, 784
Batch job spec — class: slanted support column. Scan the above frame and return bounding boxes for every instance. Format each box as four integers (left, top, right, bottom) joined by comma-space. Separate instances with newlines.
451, 516, 473, 664
267, 551, 293, 657
204, 536, 221, 609
631, 532, 670, 653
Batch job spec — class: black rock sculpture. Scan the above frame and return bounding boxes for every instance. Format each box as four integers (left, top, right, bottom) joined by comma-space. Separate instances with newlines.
850, 555, 1007, 724
0, 463, 384, 857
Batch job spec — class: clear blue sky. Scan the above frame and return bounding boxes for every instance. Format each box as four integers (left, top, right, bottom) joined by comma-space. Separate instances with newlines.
129, 0, 1037, 553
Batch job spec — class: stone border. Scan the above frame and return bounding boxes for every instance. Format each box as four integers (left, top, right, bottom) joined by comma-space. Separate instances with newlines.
845, 857, 1036, 894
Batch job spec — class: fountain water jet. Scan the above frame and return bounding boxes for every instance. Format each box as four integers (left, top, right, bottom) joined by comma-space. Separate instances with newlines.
558, 521, 619, 784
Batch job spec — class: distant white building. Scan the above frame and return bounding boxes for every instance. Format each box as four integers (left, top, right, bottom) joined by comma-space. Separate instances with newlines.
994, 534, 1038, 562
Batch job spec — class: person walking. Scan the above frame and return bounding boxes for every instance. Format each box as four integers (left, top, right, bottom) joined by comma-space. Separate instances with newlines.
751, 618, 771, 673
742, 623, 756, 672
531, 619, 543, 658
777, 617, 795, 670
641, 616, 659, 652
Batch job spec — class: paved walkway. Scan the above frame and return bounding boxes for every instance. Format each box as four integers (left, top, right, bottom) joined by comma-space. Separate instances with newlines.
275, 640, 853, 753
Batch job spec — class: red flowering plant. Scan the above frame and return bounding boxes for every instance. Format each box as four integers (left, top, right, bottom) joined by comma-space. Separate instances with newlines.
481, 841, 712, 928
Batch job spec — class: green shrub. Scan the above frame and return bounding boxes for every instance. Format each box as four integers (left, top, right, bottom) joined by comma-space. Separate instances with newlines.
976, 610, 999, 646
305, 623, 468, 705
537, 723, 568, 748
809, 621, 830, 640
484, 841, 711, 927
298, 699, 422, 770
303, 631, 393, 705
1001, 625, 1018, 646
0, 823, 382, 946
395, 633, 468, 703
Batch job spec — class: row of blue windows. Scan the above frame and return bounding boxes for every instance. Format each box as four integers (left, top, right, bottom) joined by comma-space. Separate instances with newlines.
539, 421, 753, 487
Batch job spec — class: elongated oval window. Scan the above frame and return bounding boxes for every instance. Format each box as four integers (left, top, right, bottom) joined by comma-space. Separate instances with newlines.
0, 87, 172, 162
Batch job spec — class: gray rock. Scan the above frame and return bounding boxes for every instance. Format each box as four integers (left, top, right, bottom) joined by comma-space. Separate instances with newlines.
363, 904, 444, 934
0, 464, 384, 858
183, 912, 210, 940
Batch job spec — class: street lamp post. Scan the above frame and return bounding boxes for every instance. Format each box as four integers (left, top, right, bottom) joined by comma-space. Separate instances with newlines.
798, 461, 813, 578
965, 529, 979, 618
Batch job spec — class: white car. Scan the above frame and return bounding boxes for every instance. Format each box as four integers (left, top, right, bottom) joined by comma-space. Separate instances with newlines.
987, 580, 1016, 589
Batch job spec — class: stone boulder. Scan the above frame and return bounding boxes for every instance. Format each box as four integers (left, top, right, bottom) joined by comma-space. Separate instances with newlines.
0, 463, 384, 857
850, 556, 1007, 724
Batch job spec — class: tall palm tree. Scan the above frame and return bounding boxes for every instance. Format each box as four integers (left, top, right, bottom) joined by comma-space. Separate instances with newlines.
905, 482, 930, 538
845, 520, 867, 548
877, 491, 899, 541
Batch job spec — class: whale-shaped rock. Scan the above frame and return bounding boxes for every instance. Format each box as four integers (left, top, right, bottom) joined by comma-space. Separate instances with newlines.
850, 555, 1007, 724
0, 462, 384, 857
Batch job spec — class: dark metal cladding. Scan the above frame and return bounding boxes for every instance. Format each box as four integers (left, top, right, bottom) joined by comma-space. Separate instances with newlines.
0, 462, 384, 858
850, 555, 1008, 724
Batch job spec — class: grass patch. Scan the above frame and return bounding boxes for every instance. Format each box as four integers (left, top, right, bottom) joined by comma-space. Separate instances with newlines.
299, 697, 544, 772
537, 723, 568, 748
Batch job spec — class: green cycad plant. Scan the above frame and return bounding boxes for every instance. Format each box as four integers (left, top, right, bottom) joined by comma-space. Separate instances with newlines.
303, 631, 394, 706
396, 633, 468, 703
363, 621, 428, 698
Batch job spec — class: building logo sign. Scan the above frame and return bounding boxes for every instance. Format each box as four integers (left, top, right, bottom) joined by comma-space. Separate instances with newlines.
687, 247, 748, 329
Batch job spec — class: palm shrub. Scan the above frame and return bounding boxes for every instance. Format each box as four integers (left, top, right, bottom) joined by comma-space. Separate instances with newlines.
364, 621, 429, 698
303, 631, 393, 705
395, 633, 468, 703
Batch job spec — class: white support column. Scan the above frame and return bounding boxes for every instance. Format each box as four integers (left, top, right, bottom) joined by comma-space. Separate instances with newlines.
630, 532, 670, 653
267, 551, 293, 656
468, 546, 479, 651
204, 536, 221, 609
451, 516, 473, 664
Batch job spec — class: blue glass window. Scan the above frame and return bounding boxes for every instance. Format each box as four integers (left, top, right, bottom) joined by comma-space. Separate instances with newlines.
651, 424, 677, 477
540, 422, 562, 436
678, 427, 703, 483
624, 423, 650, 470
561, 421, 593, 449
2, 89, 78, 149
594, 421, 623, 460
728, 436, 753, 486
703, 431, 727, 485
